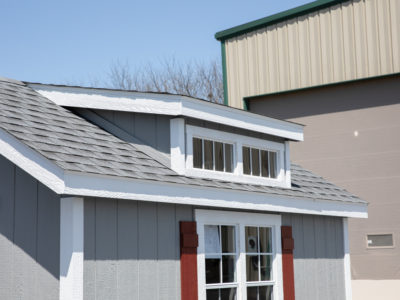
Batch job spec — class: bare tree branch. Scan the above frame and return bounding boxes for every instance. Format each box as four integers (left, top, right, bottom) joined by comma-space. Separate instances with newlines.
102, 57, 223, 103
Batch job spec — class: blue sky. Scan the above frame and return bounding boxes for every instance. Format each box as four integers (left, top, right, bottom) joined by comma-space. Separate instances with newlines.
1, 0, 310, 85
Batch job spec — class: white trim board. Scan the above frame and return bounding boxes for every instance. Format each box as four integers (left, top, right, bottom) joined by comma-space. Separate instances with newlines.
60, 197, 84, 300
28, 83, 304, 141
343, 218, 353, 300
0, 127, 367, 218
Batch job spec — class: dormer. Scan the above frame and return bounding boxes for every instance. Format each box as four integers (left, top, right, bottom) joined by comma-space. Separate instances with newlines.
29, 83, 304, 189
170, 115, 302, 189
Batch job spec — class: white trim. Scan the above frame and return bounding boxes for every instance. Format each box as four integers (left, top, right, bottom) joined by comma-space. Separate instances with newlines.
0, 127, 368, 218
0, 128, 65, 193
29, 84, 304, 141
60, 197, 84, 300
195, 209, 283, 300
184, 125, 288, 188
63, 171, 368, 218
170, 118, 186, 175
284, 141, 291, 188
343, 218, 352, 300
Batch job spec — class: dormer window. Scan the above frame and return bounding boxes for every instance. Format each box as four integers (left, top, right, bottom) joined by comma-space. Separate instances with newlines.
242, 147, 277, 179
193, 138, 234, 173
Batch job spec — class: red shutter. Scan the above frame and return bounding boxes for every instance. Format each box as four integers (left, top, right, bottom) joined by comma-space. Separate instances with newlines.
180, 221, 199, 300
281, 226, 295, 300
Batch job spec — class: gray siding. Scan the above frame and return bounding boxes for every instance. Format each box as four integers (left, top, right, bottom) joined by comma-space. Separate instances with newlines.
83, 198, 193, 300
282, 214, 345, 300
0, 154, 60, 300
186, 118, 284, 143
94, 110, 171, 155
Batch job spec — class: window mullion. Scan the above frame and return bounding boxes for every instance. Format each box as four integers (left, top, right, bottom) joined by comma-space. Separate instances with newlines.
201, 139, 205, 169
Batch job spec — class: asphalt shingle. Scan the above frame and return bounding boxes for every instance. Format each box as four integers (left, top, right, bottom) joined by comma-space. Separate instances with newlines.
0, 77, 365, 204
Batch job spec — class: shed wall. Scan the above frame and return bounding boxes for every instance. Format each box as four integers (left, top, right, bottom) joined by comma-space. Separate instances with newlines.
0, 154, 60, 300
282, 213, 346, 300
83, 198, 193, 300
93, 110, 171, 155
224, 0, 400, 108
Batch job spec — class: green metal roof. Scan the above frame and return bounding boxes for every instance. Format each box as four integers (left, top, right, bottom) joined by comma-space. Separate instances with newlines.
215, 0, 349, 41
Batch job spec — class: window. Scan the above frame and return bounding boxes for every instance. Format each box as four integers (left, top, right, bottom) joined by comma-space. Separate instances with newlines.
197, 210, 283, 300
184, 125, 288, 188
193, 138, 234, 173
367, 234, 394, 248
242, 147, 277, 179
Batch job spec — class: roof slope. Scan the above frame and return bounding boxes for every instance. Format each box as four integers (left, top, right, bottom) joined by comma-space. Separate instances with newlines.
215, 0, 349, 41
0, 77, 364, 204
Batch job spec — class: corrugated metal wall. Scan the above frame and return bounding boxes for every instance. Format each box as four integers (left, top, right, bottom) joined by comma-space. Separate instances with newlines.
0, 155, 60, 300
225, 0, 400, 108
83, 198, 193, 300
282, 213, 346, 300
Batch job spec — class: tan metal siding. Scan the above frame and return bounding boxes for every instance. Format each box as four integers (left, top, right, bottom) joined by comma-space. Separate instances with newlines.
225, 0, 400, 108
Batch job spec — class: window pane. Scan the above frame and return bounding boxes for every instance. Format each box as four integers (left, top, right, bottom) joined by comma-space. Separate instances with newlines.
260, 255, 272, 281
204, 140, 214, 170
247, 286, 258, 300
193, 138, 203, 169
225, 144, 234, 173
205, 225, 220, 254
251, 148, 260, 176
259, 227, 272, 253
259, 286, 273, 300
222, 255, 236, 283
246, 227, 258, 253
207, 289, 219, 300
246, 255, 259, 281
243, 147, 251, 175
269, 152, 277, 178
215, 142, 224, 171
206, 258, 221, 284
221, 288, 237, 300
221, 226, 235, 253
261, 150, 269, 178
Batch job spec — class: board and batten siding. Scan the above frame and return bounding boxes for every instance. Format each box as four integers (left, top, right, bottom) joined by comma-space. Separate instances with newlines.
282, 213, 346, 300
0, 154, 60, 300
224, 0, 400, 108
93, 109, 171, 156
83, 198, 193, 300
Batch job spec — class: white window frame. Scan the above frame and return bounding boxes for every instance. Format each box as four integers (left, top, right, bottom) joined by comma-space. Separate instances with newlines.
196, 209, 283, 300
185, 125, 288, 188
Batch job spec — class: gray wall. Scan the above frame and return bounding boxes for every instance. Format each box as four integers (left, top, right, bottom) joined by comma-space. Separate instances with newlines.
250, 74, 400, 280
282, 213, 345, 300
0, 154, 60, 300
93, 110, 171, 155
83, 198, 193, 300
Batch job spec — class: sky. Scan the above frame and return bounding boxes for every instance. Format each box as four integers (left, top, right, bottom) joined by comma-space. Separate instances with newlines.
0, 0, 310, 86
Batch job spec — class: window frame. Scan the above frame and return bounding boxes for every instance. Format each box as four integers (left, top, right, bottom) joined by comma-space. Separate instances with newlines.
196, 209, 283, 300
185, 125, 287, 188
366, 233, 395, 249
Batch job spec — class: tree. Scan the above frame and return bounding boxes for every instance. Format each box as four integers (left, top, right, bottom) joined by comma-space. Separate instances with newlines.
106, 58, 223, 103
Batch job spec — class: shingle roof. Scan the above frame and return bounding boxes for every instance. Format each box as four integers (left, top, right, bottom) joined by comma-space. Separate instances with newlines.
0, 77, 365, 204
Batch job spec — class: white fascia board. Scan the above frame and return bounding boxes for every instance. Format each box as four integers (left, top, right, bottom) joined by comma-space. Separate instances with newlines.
29, 84, 303, 141
29, 84, 182, 116
180, 98, 304, 141
63, 171, 367, 218
0, 128, 65, 193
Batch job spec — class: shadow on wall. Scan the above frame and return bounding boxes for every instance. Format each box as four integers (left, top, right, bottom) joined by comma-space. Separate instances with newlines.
282, 213, 345, 259
248, 75, 400, 120
0, 154, 60, 298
